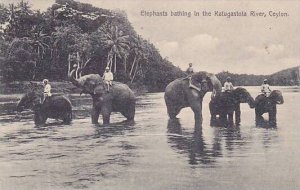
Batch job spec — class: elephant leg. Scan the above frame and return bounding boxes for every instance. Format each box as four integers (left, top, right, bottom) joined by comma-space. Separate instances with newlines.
101, 105, 112, 125
255, 108, 264, 125
219, 113, 226, 123
209, 102, 217, 121
235, 105, 241, 124
228, 112, 234, 126
191, 102, 203, 125
63, 112, 72, 124
167, 105, 181, 119
210, 114, 217, 122
91, 106, 100, 124
121, 102, 135, 121
34, 113, 46, 125
269, 109, 277, 126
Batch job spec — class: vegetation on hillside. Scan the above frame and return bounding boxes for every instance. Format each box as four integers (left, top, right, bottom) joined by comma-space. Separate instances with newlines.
217, 66, 300, 86
0, 0, 184, 92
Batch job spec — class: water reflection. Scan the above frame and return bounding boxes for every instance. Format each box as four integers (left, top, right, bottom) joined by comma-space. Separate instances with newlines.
167, 119, 221, 167
255, 117, 277, 128
167, 118, 253, 167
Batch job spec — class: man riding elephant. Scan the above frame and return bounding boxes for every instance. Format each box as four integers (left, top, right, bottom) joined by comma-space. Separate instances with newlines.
164, 72, 222, 126
209, 87, 255, 126
68, 69, 135, 125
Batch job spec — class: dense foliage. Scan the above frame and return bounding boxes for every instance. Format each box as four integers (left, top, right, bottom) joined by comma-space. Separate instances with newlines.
0, 0, 184, 92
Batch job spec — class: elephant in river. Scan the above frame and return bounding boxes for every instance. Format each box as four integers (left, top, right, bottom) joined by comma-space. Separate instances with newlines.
69, 70, 135, 125
16, 91, 72, 125
209, 87, 255, 125
164, 72, 222, 125
255, 90, 284, 126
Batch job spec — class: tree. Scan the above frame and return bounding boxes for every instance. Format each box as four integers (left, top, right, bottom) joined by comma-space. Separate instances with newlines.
99, 24, 130, 73
129, 35, 149, 83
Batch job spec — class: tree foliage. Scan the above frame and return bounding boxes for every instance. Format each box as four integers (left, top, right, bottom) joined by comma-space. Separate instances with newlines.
0, 0, 185, 91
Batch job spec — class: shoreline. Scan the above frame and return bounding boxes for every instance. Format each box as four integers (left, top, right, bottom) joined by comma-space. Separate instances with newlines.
0, 81, 149, 96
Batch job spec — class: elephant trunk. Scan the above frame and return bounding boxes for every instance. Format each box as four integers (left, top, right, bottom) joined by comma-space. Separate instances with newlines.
16, 96, 26, 112
68, 69, 80, 87
208, 74, 222, 98
248, 96, 255, 108
16, 101, 24, 112
277, 98, 284, 104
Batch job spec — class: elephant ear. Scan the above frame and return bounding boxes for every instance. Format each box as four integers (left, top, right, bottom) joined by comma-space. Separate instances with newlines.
189, 72, 206, 91
83, 78, 98, 93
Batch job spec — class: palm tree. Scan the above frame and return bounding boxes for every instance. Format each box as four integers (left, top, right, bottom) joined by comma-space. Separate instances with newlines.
30, 29, 50, 59
129, 35, 149, 83
99, 25, 130, 73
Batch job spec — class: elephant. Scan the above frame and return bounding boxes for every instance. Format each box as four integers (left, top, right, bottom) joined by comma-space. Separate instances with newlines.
254, 90, 284, 126
68, 69, 135, 125
164, 72, 222, 125
16, 91, 72, 125
209, 87, 255, 125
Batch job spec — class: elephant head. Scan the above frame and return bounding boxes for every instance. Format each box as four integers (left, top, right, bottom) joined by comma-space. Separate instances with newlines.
233, 87, 255, 108
68, 69, 105, 95
16, 91, 42, 112
269, 90, 284, 104
189, 72, 222, 97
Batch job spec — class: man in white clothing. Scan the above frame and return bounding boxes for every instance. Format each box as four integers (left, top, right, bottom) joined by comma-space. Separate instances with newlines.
42, 79, 52, 102
261, 79, 271, 97
103, 67, 113, 92
223, 77, 234, 92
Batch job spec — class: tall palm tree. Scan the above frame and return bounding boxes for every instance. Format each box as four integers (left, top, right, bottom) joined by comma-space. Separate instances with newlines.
99, 25, 130, 73
30, 29, 50, 59
130, 35, 149, 83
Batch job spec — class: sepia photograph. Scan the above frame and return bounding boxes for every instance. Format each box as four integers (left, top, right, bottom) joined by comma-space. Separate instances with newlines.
0, 0, 299, 189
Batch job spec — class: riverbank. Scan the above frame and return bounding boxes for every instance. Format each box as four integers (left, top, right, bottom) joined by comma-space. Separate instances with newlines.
0, 81, 149, 95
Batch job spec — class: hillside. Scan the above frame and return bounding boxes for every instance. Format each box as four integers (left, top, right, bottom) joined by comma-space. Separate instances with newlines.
0, 0, 185, 92
216, 66, 300, 86
269, 66, 300, 86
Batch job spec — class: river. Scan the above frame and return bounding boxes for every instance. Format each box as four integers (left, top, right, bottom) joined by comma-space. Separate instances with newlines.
0, 86, 299, 190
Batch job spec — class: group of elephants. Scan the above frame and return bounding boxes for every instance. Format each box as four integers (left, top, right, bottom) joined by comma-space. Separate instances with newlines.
16, 71, 284, 127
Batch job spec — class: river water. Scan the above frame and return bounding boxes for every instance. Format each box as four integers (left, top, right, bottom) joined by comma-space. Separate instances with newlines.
0, 86, 299, 190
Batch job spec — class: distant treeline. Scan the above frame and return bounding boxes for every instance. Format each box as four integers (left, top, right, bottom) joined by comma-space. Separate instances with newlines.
217, 66, 300, 86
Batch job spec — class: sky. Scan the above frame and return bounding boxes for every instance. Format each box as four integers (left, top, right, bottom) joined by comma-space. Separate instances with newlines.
1, 0, 299, 75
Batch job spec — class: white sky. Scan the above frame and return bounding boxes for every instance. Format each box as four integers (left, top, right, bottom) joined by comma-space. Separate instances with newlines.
1, 0, 300, 74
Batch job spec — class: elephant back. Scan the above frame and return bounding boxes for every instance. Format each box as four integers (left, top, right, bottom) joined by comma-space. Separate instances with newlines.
110, 82, 135, 100
220, 91, 236, 106
42, 95, 72, 112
